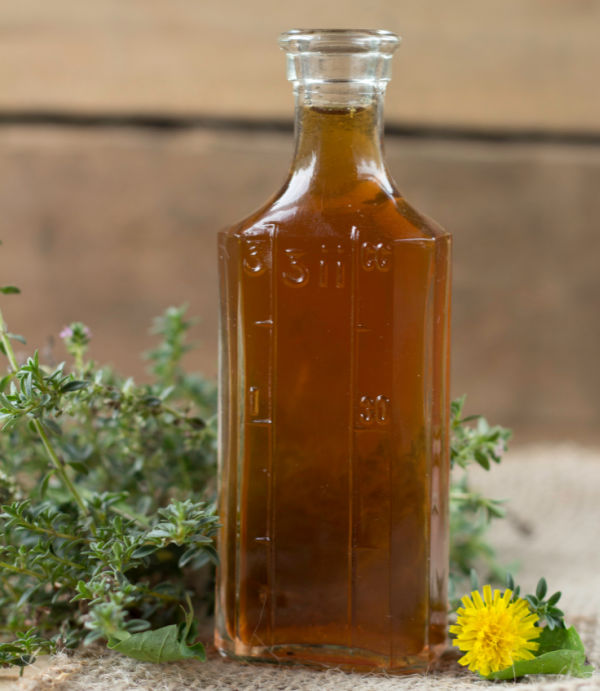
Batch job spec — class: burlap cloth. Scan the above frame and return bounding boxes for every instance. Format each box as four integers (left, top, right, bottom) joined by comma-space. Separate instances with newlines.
5, 444, 600, 690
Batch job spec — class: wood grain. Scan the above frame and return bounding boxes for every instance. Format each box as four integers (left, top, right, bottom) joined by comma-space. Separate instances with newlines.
0, 0, 598, 130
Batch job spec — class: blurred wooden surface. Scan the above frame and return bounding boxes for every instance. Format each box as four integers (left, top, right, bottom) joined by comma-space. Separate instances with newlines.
1, 126, 598, 441
0, 0, 598, 130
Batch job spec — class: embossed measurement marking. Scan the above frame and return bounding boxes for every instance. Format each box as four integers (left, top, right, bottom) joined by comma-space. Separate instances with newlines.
358, 394, 391, 425
281, 248, 310, 286
318, 244, 327, 287
248, 385, 260, 417
242, 239, 268, 276
318, 243, 346, 288
247, 385, 272, 425
243, 237, 387, 289
353, 234, 393, 428
360, 241, 392, 272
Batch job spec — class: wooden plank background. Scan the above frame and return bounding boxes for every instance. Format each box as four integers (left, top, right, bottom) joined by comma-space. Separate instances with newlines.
0, 0, 598, 129
0, 1, 599, 442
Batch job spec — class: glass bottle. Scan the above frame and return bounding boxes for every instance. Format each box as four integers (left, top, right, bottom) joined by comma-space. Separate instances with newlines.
215, 29, 451, 672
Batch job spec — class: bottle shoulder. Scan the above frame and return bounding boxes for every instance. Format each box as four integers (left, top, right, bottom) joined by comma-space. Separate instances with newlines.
219, 179, 451, 244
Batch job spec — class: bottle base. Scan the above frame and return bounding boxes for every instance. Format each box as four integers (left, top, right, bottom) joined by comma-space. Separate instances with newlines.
214, 631, 446, 674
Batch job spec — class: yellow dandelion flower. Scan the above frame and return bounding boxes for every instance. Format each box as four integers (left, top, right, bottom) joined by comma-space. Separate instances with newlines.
450, 585, 541, 677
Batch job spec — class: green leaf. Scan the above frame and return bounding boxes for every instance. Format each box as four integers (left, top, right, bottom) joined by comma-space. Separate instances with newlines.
67, 461, 89, 475
477, 417, 490, 434
39, 471, 54, 498
42, 419, 63, 437
474, 449, 490, 470
60, 380, 89, 393
537, 625, 584, 655
485, 500, 506, 519
547, 591, 562, 606
486, 649, 593, 680
536, 577, 547, 600
23, 372, 33, 397
107, 625, 206, 663
125, 619, 151, 634
188, 417, 206, 430
178, 546, 200, 568
0, 286, 20, 294
131, 544, 159, 559
141, 395, 162, 408
486, 626, 593, 680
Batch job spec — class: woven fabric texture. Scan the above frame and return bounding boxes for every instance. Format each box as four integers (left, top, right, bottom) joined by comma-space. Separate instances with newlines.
8, 444, 600, 690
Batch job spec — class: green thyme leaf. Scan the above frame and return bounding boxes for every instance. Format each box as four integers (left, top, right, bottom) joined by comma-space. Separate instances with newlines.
536, 577, 548, 600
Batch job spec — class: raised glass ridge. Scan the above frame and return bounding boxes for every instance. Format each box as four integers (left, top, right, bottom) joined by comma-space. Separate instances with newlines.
279, 29, 400, 54
279, 29, 401, 87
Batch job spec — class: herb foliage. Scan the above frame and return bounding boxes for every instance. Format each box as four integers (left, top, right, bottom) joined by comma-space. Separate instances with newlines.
1, 297, 217, 669
448, 395, 512, 605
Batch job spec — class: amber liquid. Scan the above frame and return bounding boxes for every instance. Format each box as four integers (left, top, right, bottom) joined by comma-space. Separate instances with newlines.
216, 104, 451, 671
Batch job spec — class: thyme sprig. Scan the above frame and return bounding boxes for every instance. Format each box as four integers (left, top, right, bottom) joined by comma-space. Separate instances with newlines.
0, 296, 217, 669
507, 575, 566, 631
448, 396, 512, 604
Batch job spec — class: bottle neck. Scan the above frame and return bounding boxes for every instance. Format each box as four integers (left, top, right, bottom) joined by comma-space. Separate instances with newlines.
289, 86, 389, 193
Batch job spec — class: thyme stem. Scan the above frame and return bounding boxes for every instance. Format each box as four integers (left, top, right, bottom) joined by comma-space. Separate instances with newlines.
33, 420, 89, 517
0, 560, 42, 580
0, 308, 19, 373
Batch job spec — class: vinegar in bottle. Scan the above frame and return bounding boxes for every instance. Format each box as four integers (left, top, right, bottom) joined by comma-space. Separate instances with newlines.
215, 29, 451, 672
